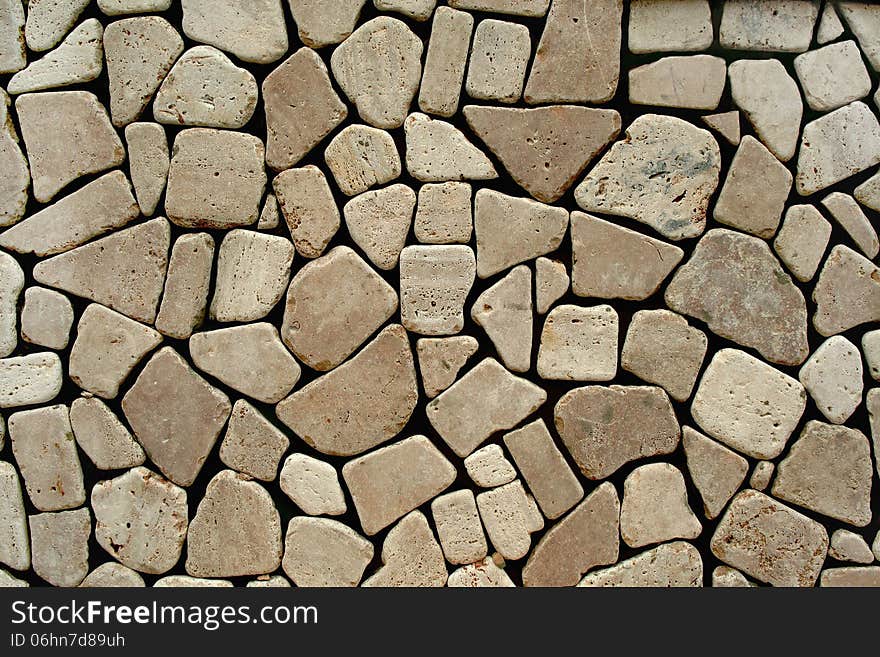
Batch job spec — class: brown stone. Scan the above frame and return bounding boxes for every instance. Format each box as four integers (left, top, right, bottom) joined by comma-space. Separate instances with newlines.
125, 122, 169, 216
287, 0, 366, 48
324, 125, 401, 196
273, 166, 341, 258
221, 401, 289, 482
536, 304, 618, 382
400, 245, 475, 335
69, 397, 145, 471
820, 567, 880, 587
343, 184, 415, 270
20, 287, 73, 351
629, 55, 726, 110
414, 182, 472, 245
0, 460, 29, 571
29, 508, 90, 587
155, 232, 214, 339
418, 7, 474, 117
180, 0, 288, 64
416, 336, 479, 398
620, 463, 701, 548
430, 489, 488, 565
465, 19, 531, 104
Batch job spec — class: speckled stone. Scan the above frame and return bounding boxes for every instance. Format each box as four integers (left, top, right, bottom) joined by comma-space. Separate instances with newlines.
0, 252, 21, 358
812, 245, 880, 336
712, 566, 752, 588
620, 463, 701, 548
749, 461, 775, 492
363, 511, 447, 587
0, 96, 29, 228
418, 7, 474, 117
0, 461, 29, 571
817, 2, 844, 44
273, 166, 341, 258
476, 480, 539, 560
404, 113, 497, 183
125, 122, 169, 217
720, 0, 818, 52
472, 266, 533, 372
325, 125, 401, 197
0, 353, 63, 409
863, 331, 880, 381
414, 182, 473, 245
431, 489, 488, 565
400, 245, 475, 335
820, 567, 880, 587
258, 194, 280, 230
579, 541, 702, 587
682, 426, 748, 520
416, 336, 479, 398
280, 453, 346, 516
773, 205, 832, 283
25, 0, 89, 52
155, 233, 215, 340
447, 557, 515, 587
344, 184, 415, 270
29, 508, 90, 587
537, 304, 618, 382
287, 0, 367, 48
829, 529, 875, 564
535, 258, 569, 315
282, 517, 373, 587
181, 0, 288, 64
463, 444, 517, 489
70, 397, 145, 471
799, 336, 863, 424
220, 401, 289, 482
0, 0, 26, 74
466, 19, 531, 104
838, 2, 880, 71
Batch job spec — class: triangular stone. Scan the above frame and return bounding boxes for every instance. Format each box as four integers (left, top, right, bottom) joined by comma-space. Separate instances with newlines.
343, 184, 415, 270
404, 113, 497, 182
124, 122, 169, 217
258, 193, 280, 230
817, 2, 844, 44
682, 426, 748, 520
416, 336, 479, 398
535, 257, 569, 314
471, 265, 532, 373
25, 0, 89, 52
0, 123, 30, 229
701, 111, 740, 146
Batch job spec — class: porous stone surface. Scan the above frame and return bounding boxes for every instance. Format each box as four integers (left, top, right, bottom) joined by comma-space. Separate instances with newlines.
812, 245, 880, 336
29, 508, 91, 587
620, 463, 701, 548
477, 480, 540, 560
287, 0, 367, 48
325, 125, 401, 196
829, 529, 875, 564
712, 566, 752, 588
431, 489, 487, 565
720, 0, 818, 53
0, 461, 29, 571
155, 233, 214, 339
535, 258, 569, 315
124, 122, 169, 217
418, 7, 473, 117
416, 336, 479, 398
537, 304, 618, 382
579, 541, 702, 587
414, 182, 472, 244
273, 166, 341, 258
447, 557, 515, 587
220, 401, 289, 482
0, 0, 26, 74
0, 94, 29, 228
466, 19, 531, 104
795, 40, 871, 113
343, 184, 415, 270
280, 453, 346, 516
820, 567, 880, 587
472, 266, 533, 373
404, 113, 497, 183
21, 288, 73, 351
282, 516, 373, 587
400, 245, 475, 335
362, 511, 447, 587
836, 2, 880, 70
181, 0, 288, 65
98, 0, 173, 14
69, 397, 145, 471
0, 353, 63, 408
799, 336, 863, 424
682, 426, 748, 520
464, 444, 517, 489
25, 0, 89, 52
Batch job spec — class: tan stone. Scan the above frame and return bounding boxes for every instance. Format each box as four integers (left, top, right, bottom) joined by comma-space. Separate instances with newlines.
258, 194, 279, 230
720, 0, 818, 52
363, 511, 447, 587
404, 113, 497, 182
629, 55, 725, 110
29, 508, 90, 587
537, 304, 618, 382
98, 0, 173, 14
812, 245, 880, 336
21, 288, 72, 352
416, 336, 479, 398
25, 0, 88, 51
799, 336, 863, 424
820, 567, 880, 587
155, 232, 214, 339
273, 166, 340, 258
795, 40, 871, 112
580, 541, 702, 587
864, 331, 880, 381
838, 2, 880, 70
464, 444, 516, 489
682, 427, 747, 520
818, 2, 844, 44
220, 401, 288, 482
325, 125, 401, 197
829, 529, 875, 564
701, 110, 740, 145
246, 575, 289, 588
449, 0, 547, 15
476, 480, 537, 560
287, 0, 366, 48
620, 463, 701, 548
81, 563, 145, 587
750, 461, 775, 491
0, 353, 63, 408
343, 184, 415, 270
821, 192, 879, 259
153, 576, 232, 587
375, 0, 436, 19
0, 103, 29, 228
472, 266, 532, 372
418, 7, 473, 117
773, 205, 832, 283
400, 245, 475, 335
282, 517, 373, 587
535, 258, 568, 315
125, 122, 169, 216
431, 489, 488, 565
414, 182, 472, 245
0, 0, 26, 74
628, 0, 712, 53
70, 397, 145, 471
181, 0, 287, 64
466, 19, 530, 103
448, 557, 515, 587
712, 566, 752, 588
0, 252, 21, 358
280, 453, 346, 516
0, 461, 29, 571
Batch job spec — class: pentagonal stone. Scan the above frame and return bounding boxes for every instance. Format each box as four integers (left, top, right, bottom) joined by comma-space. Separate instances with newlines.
535, 257, 569, 315
287, 0, 366, 48
628, 0, 712, 54
464, 443, 517, 488
362, 511, 447, 587
0, 252, 23, 357
181, 0, 288, 64
682, 426, 748, 520
821, 192, 879, 259
431, 489, 488, 565
476, 480, 538, 560
537, 304, 618, 382
282, 517, 373, 587
799, 336, 863, 424
70, 397, 144, 471
418, 7, 474, 117
813, 245, 880, 336
404, 113, 497, 182
629, 55, 726, 110
829, 529, 875, 564
155, 232, 214, 340
720, 0, 818, 52
25, 0, 89, 52
416, 336, 479, 399
220, 400, 289, 482
0, 353, 63, 408
125, 122, 169, 217
29, 508, 90, 587
579, 541, 702, 587
415, 182, 472, 245
280, 453, 346, 516
344, 184, 415, 270
620, 463, 701, 548
448, 557, 515, 587
466, 19, 530, 103
0, 0, 26, 74
0, 461, 29, 571
400, 245, 475, 335
325, 125, 401, 197
80, 563, 145, 587
795, 40, 871, 112
773, 205, 832, 283
273, 166, 340, 258
472, 266, 533, 373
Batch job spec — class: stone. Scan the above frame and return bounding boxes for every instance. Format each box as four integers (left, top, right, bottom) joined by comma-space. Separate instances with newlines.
448, 557, 515, 587
821, 192, 879, 259
682, 426, 748, 520
799, 336, 863, 424
325, 125, 401, 197
186, 470, 282, 577
712, 566, 752, 588
414, 182, 472, 245
713, 136, 792, 238
812, 245, 880, 336
773, 205, 832, 283
363, 511, 447, 587
0, 414, 3, 450
331, 17, 422, 129
0, 102, 29, 228
795, 40, 871, 112
263, 48, 348, 172
701, 111, 740, 145
820, 567, 880, 587
431, 489, 488, 565
537, 304, 618, 382
449, 0, 548, 16
620, 310, 707, 403
190, 323, 301, 404
579, 541, 702, 587
796, 101, 880, 195
276, 325, 417, 456
417, 336, 479, 398
535, 258, 568, 315
25, 0, 89, 51
629, 55, 725, 110
0, 461, 29, 571
125, 122, 169, 217
279, 454, 346, 516
476, 480, 536, 560
720, 0, 818, 52
829, 529, 875, 564
404, 113, 497, 182
418, 7, 474, 117
181, 0, 287, 64
525, 0, 622, 104
570, 212, 683, 301
287, 0, 366, 48
375, 0, 436, 19
575, 114, 720, 241
70, 397, 144, 471
104, 16, 183, 126
874, 530, 880, 562
80, 563, 145, 587
29, 508, 90, 587
98, 0, 173, 14
665, 229, 809, 366
750, 461, 775, 491
628, 0, 713, 54
69, 304, 162, 399
91, 466, 187, 574
343, 184, 415, 270
246, 575, 289, 588
691, 349, 805, 460
0, 353, 63, 408
274, 166, 340, 258
209, 230, 294, 321
400, 245, 475, 335
154, 576, 232, 587
155, 233, 214, 339
620, 463, 701, 548
838, 2, 880, 71
464, 444, 516, 489
258, 194, 280, 230
466, 19, 530, 103
0, 0, 25, 74
281, 246, 397, 371
0, 253, 23, 358
165, 128, 267, 229
864, 331, 880, 381
16, 91, 125, 202
153, 46, 258, 129
122, 347, 231, 487
282, 517, 373, 587
220, 401, 288, 482
474, 190, 569, 279
472, 266, 532, 372
711, 490, 828, 587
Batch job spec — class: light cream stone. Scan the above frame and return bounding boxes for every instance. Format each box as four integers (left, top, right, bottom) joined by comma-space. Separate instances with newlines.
720, 0, 818, 52
400, 245, 475, 335
620, 463, 701, 548
258, 194, 280, 230
125, 122, 169, 217
682, 426, 748, 520
464, 444, 516, 489
0, 253, 23, 358
98, 0, 173, 14
535, 258, 568, 315
0, 414, 4, 450
0, 0, 26, 74
873, 531, 880, 562
91, 466, 187, 574
282, 517, 373, 587
476, 480, 537, 560
773, 205, 832, 283
0, 353, 63, 408
25, 0, 89, 52
471, 266, 532, 372
8, 19, 102, 94
817, 2, 844, 44
417, 336, 479, 398
415, 182, 472, 245
70, 397, 145, 471
821, 192, 879, 259
466, 19, 530, 103
0, 98, 29, 228
629, 55, 725, 110
343, 184, 415, 270
181, 0, 287, 64
537, 304, 618, 382
280, 453, 346, 516
864, 331, 880, 381
795, 40, 871, 112
287, 0, 367, 48
0, 461, 29, 571
829, 529, 875, 564
815, 245, 880, 337
29, 508, 90, 587
418, 7, 473, 117
712, 566, 752, 588
274, 166, 340, 258
246, 575, 289, 588
155, 232, 214, 340
580, 541, 702, 587
404, 113, 497, 183
80, 563, 145, 587
153, 576, 232, 587
375, 0, 435, 19
750, 461, 775, 491
838, 2, 880, 70
325, 125, 401, 197
799, 336, 863, 424
449, 0, 548, 16
701, 110, 741, 145
431, 489, 488, 565
820, 567, 880, 587
220, 400, 288, 482
628, 0, 712, 53
363, 511, 447, 587
448, 557, 515, 587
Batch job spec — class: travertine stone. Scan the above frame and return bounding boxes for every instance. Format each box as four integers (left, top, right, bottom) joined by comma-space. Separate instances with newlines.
8, 19, 103, 94
448, 557, 515, 587
620, 463, 701, 548
181, 0, 288, 64
621, 310, 707, 403
281, 246, 397, 371
0, 0, 26, 73
282, 517, 373, 587
464, 444, 517, 488
415, 182, 472, 245
280, 453, 346, 516
98, 0, 173, 14
273, 166, 340, 258
720, 0, 818, 52
554, 385, 680, 480
276, 325, 418, 457
186, 470, 282, 578
25, 0, 89, 51
418, 7, 474, 117
579, 541, 702, 587
466, 19, 530, 103
69, 397, 145, 471
125, 122, 169, 217
122, 347, 231, 487
263, 48, 347, 172
701, 111, 740, 145
91, 466, 187, 574
155, 233, 214, 340
575, 114, 720, 241
691, 348, 806, 460
331, 17, 423, 129
9, 405, 84, 512
773, 205, 832, 282
104, 16, 183, 126
864, 331, 880, 381
69, 304, 163, 399
477, 480, 537, 560
0, 252, 23, 357
812, 245, 880, 336
821, 192, 879, 259
820, 567, 880, 587
0, 98, 29, 228
838, 2, 880, 70
713, 137, 792, 238
325, 125, 401, 197
712, 566, 752, 588
750, 461, 775, 491
535, 258, 568, 315
246, 575, 290, 588
0, 353, 63, 408
287, 0, 366, 48
258, 194, 280, 230
375, 0, 436, 22
153, 46, 258, 129
682, 426, 748, 520
537, 304, 618, 382
0, 461, 29, 571
344, 184, 415, 270
80, 563, 145, 587
417, 336, 479, 398
400, 246, 475, 335
154, 576, 232, 587
665, 229, 809, 366
363, 511, 447, 587
474, 189, 568, 278
829, 529, 875, 564
220, 401, 289, 482
0, 414, 4, 450
711, 490, 828, 586
210, 230, 294, 322
16, 91, 125, 202
795, 41, 871, 112
799, 336, 863, 424
29, 508, 90, 587
628, 0, 712, 53
449, 0, 548, 16
404, 113, 497, 182
431, 489, 488, 565
817, 4, 844, 44
472, 266, 532, 373
629, 55, 725, 110
165, 129, 267, 229
190, 323, 301, 404
525, 0, 622, 104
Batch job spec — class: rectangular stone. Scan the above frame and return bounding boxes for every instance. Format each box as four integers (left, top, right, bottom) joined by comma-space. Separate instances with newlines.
418, 7, 474, 117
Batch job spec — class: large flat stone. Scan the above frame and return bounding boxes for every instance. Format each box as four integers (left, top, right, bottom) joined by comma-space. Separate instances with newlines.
282, 517, 373, 587
812, 245, 880, 336
324, 125, 401, 197
404, 113, 497, 182
418, 7, 473, 117
465, 18, 531, 104
620, 463, 701, 548
221, 401, 289, 482
273, 166, 340, 258
795, 40, 872, 112
629, 55, 726, 110
720, 0, 818, 52
287, 0, 366, 48
536, 304, 618, 382
773, 205, 832, 282
343, 184, 415, 270
181, 0, 288, 64
628, 0, 712, 54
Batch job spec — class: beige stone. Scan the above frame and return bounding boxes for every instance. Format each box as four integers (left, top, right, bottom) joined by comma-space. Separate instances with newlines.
258, 194, 280, 230
280, 453, 346, 516
628, 0, 712, 54
220, 401, 289, 482
0, 252, 21, 358
81, 563, 145, 587
418, 7, 473, 117
375, 0, 436, 19
829, 529, 875, 564
682, 426, 748, 520
537, 304, 618, 382
0, 102, 29, 228
836, 2, 880, 70
69, 397, 145, 470
154, 576, 232, 587
820, 567, 880, 587
818, 2, 844, 44
795, 40, 871, 112
712, 566, 752, 588
799, 336, 863, 424
282, 517, 373, 587
287, 0, 366, 48
464, 444, 516, 489
181, 0, 287, 64
0, 353, 63, 408
125, 122, 169, 217
8, 19, 103, 94
155, 232, 214, 339
466, 19, 530, 103
580, 541, 702, 587
773, 205, 832, 283
720, 0, 818, 52
750, 461, 775, 491
431, 489, 488, 565
404, 113, 497, 182
535, 258, 568, 315
554, 385, 679, 480
821, 192, 879, 259
620, 463, 701, 548
476, 480, 537, 560
325, 125, 401, 197
701, 110, 741, 145
449, 0, 547, 15
29, 508, 90, 587
400, 245, 475, 335
246, 575, 289, 588
414, 182, 472, 245
864, 331, 880, 381
0, 0, 25, 74
363, 511, 447, 587
472, 266, 532, 372
25, 0, 89, 52
448, 557, 515, 587
0, 461, 29, 571
629, 55, 725, 110
344, 184, 415, 270
273, 166, 340, 258
812, 245, 880, 336
416, 336, 479, 398
98, 0, 173, 14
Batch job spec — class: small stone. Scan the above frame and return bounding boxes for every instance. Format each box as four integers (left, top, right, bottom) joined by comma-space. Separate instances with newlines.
0, 0, 26, 74
69, 397, 145, 470
287, 0, 366, 48
220, 401, 289, 482
331, 17, 422, 129
817, 2, 844, 44
628, 0, 712, 53
125, 122, 169, 217
418, 7, 474, 117
682, 426, 748, 520
165, 128, 267, 229
375, 0, 435, 19
263, 48, 347, 172
537, 304, 618, 382
0, 461, 29, 571
404, 113, 497, 183
691, 348, 806, 460
25, 0, 89, 51
712, 566, 752, 588
276, 325, 417, 456
872, 530, 880, 562
799, 336, 863, 424
0, 101, 29, 228
711, 490, 828, 587
400, 245, 475, 335
464, 444, 517, 489
258, 194, 280, 230
813, 245, 880, 336
363, 511, 447, 587
620, 310, 708, 403
69, 304, 163, 399
820, 567, 880, 587
476, 480, 538, 560
246, 575, 289, 588
181, 0, 287, 64
620, 463, 701, 548
282, 517, 373, 587
344, 184, 415, 270
98, 0, 173, 14
535, 258, 568, 315
91, 466, 187, 574
153, 576, 232, 587
417, 336, 479, 398
449, 0, 548, 16
466, 19, 530, 103
325, 125, 401, 197
0, 253, 22, 357
190, 323, 301, 404
773, 204, 832, 282
472, 266, 532, 372
701, 111, 741, 145
80, 563, 145, 587
829, 529, 875, 564
720, 0, 818, 52
186, 470, 283, 577
29, 508, 90, 587
795, 40, 871, 113
122, 347, 231, 487
864, 331, 880, 381
431, 489, 488, 565
274, 166, 340, 258
280, 453, 346, 516
821, 192, 879, 259
448, 557, 515, 587
838, 2, 880, 71
0, 353, 63, 408
629, 55, 725, 110
415, 182, 472, 245
155, 233, 214, 340
749, 461, 775, 491
579, 541, 702, 587
153, 46, 258, 129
